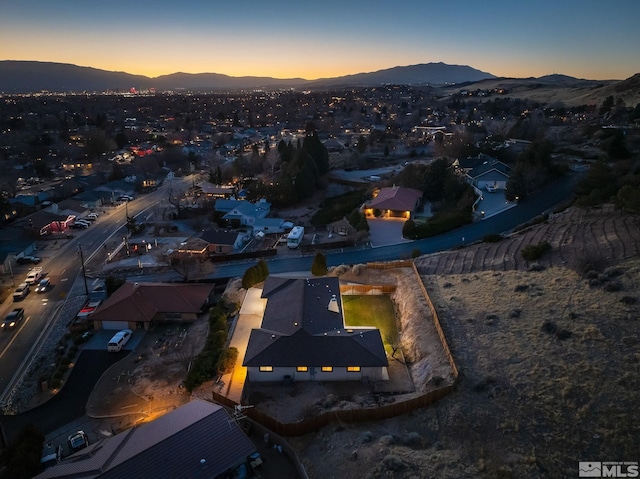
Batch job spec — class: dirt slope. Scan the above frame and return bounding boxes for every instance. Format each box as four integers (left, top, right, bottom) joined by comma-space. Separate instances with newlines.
289, 207, 640, 479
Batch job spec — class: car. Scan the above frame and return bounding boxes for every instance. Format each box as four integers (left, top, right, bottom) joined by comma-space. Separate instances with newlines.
13, 283, 30, 301
70, 222, 88, 229
68, 430, 89, 453
40, 443, 63, 468
75, 219, 91, 226
16, 255, 42, 265
2, 308, 25, 330
35, 278, 51, 293
86, 212, 99, 220
118, 195, 133, 201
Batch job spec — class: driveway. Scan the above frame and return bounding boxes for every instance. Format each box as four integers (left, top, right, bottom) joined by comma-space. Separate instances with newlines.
0, 350, 127, 443
367, 217, 413, 247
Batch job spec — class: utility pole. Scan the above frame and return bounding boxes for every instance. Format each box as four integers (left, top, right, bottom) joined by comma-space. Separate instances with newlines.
78, 243, 89, 296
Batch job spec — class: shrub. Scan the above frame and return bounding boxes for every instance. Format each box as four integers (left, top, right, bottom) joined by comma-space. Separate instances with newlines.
483, 233, 502, 243
311, 252, 328, 276
216, 347, 239, 374
521, 241, 551, 261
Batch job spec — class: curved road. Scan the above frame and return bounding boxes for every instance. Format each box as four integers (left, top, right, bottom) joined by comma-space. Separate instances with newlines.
130, 172, 580, 281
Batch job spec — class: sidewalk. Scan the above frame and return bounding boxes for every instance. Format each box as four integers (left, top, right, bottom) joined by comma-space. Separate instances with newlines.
217, 287, 266, 403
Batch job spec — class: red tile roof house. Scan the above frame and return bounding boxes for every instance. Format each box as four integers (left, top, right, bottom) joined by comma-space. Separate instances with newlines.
33, 399, 257, 479
90, 282, 215, 330
363, 186, 423, 219
243, 277, 388, 383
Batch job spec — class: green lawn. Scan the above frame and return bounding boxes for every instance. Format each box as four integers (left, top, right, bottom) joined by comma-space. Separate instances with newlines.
341, 295, 398, 347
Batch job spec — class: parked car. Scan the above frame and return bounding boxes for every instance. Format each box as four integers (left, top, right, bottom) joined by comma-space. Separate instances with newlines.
86, 212, 99, 220
13, 283, 30, 301
17, 255, 42, 265
68, 430, 89, 453
40, 443, 63, 468
2, 308, 25, 330
35, 278, 51, 293
118, 195, 133, 201
75, 219, 91, 226
70, 222, 88, 229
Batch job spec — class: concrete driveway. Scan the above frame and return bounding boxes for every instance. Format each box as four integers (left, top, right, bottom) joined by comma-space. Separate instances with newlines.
367, 217, 413, 248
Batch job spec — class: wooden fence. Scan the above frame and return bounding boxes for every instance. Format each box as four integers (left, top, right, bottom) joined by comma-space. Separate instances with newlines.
411, 262, 459, 379
339, 284, 396, 295
209, 259, 460, 442
214, 384, 454, 437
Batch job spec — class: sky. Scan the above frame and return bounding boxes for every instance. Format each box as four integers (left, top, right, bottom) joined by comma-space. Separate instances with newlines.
1, 0, 639, 81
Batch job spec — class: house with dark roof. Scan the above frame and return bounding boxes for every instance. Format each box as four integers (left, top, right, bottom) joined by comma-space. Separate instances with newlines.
363, 186, 423, 219
34, 399, 257, 479
90, 282, 215, 330
199, 229, 246, 254
465, 158, 511, 191
243, 277, 388, 383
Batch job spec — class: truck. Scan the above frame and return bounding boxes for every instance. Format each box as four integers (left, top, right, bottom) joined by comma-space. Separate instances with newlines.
286, 226, 304, 249
25, 267, 44, 285
2, 308, 25, 330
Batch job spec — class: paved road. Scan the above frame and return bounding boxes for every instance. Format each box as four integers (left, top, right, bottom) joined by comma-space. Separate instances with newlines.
127, 172, 581, 282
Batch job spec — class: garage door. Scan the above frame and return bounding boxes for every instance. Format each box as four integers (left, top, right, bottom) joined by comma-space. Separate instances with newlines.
101, 321, 126, 330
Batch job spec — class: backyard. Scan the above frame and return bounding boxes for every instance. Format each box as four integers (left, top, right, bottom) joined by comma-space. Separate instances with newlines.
342, 294, 398, 353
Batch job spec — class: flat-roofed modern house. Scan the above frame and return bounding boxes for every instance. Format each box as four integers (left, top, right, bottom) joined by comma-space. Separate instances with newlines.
33, 399, 257, 479
90, 282, 215, 330
243, 277, 388, 383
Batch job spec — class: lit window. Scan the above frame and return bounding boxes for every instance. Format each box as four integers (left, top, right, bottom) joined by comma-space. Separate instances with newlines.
259, 366, 273, 372
296, 366, 308, 372
321, 366, 333, 372
347, 366, 361, 372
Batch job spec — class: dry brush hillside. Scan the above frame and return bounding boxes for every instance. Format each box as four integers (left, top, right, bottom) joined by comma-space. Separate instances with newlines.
291, 206, 640, 479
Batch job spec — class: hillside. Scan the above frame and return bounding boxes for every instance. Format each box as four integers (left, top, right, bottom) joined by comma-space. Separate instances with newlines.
0, 60, 493, 94
290, 206, 640, 478
443, 74, 640, 107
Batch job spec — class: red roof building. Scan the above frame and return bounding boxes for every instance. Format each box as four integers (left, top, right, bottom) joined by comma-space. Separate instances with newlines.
90, 282, 215, 330
364, 186, 423, 219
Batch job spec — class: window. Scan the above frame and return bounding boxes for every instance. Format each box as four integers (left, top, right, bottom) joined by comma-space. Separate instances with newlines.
347, 366, 361, 372
321, 366, 333, 372
259, 366, 273, 372
296, 366, 308, 372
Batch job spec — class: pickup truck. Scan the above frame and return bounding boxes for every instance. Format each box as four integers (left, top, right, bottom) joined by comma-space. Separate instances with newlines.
2, 308, 25, 330
25, 267, 44, 285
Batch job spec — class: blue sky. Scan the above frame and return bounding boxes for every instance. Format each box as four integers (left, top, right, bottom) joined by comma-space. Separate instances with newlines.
1, 0, 639, 80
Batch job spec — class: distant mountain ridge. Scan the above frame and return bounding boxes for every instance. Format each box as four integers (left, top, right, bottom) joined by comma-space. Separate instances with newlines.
0, 60, 496, 94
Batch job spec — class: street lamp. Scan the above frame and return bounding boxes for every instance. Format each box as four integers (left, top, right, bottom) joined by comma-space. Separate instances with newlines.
78, 243, 89, 296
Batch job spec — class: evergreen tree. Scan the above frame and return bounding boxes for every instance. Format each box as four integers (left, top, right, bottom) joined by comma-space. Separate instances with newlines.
311, 252, 327, 276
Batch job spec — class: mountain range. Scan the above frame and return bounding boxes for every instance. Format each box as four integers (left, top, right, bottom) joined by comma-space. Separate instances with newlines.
0, 61, 496, 94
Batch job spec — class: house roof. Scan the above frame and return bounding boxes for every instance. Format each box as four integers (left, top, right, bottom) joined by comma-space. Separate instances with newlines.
365, 186, 423, 212
244, 328, 388, 367
215, 198, 270, 214
34, 399, 256, 479
467, 160, 511, 179
199, 229, 240, 246
90, 282, 214, 323
243, 277, 388, 368
222, 201, 270, 219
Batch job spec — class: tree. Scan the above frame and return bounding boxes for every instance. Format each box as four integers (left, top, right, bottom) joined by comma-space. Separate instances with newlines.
0, 423, 45, 479
311, 252, 327, 276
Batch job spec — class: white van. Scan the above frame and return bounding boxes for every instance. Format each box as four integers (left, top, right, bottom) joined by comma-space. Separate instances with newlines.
107, 329, 132, 352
